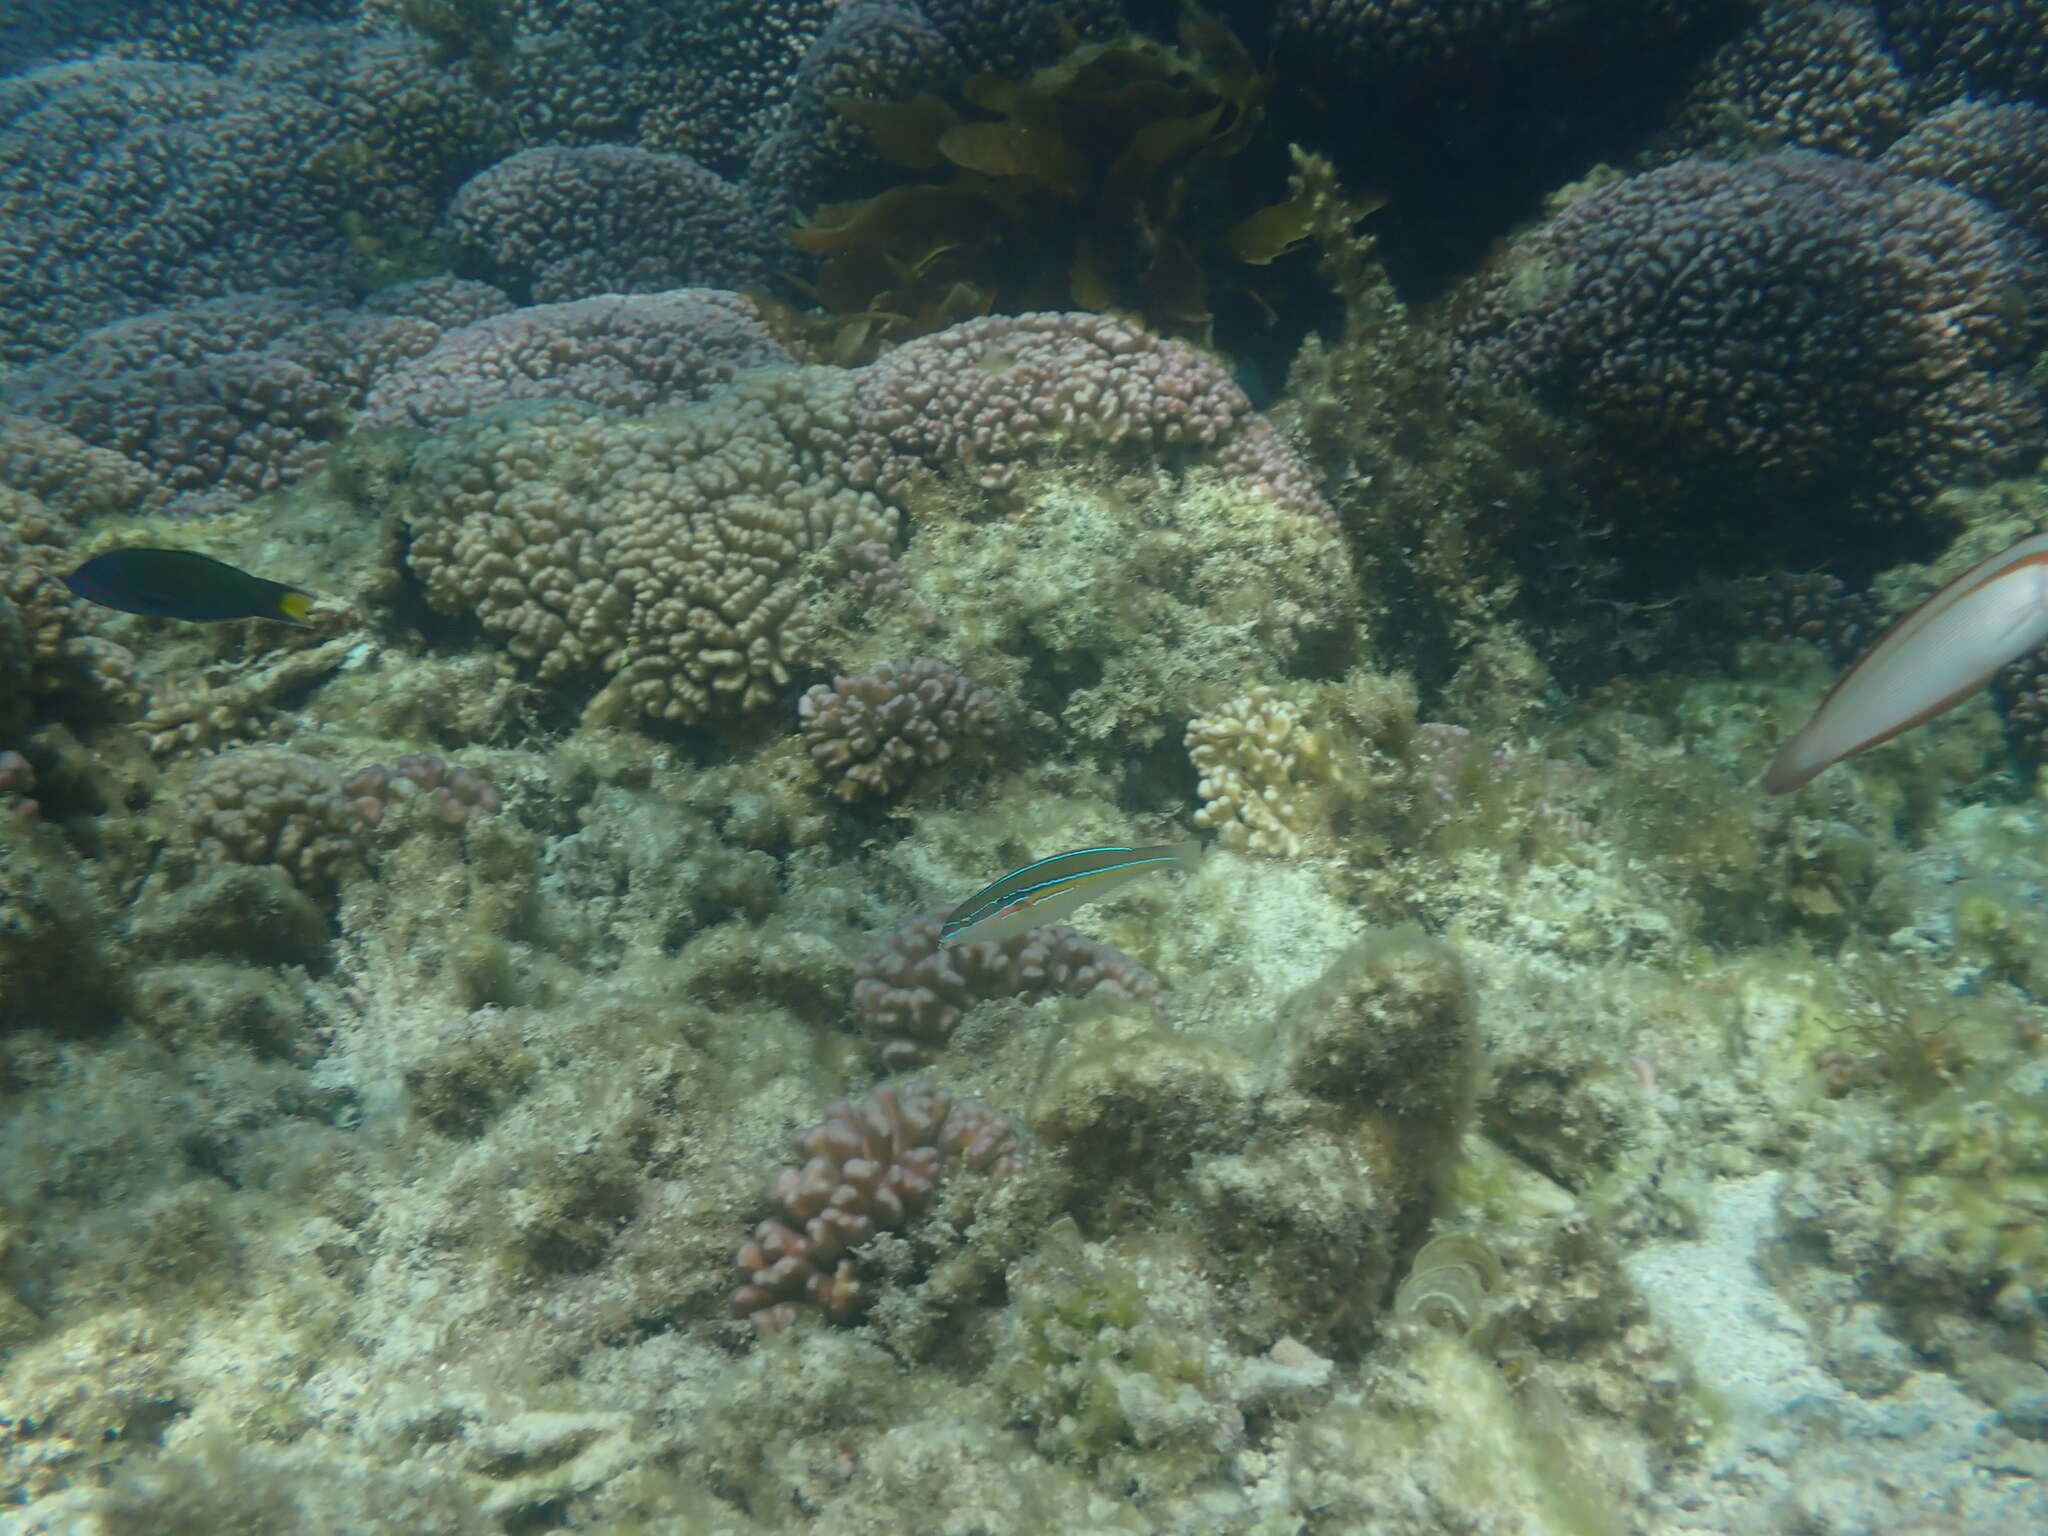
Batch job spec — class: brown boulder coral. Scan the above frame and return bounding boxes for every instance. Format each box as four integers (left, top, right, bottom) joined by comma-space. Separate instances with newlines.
393, 368, 898, 725
797, 656, 996, 802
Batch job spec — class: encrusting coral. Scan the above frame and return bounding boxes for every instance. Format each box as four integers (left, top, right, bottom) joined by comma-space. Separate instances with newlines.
731, 1078, 1024, 1331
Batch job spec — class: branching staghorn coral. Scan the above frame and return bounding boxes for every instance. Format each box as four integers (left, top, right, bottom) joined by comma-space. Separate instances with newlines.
731, 1078, 1023, 1331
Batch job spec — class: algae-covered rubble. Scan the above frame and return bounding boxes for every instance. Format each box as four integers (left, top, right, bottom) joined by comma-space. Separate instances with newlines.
4, 282, 2048, 1536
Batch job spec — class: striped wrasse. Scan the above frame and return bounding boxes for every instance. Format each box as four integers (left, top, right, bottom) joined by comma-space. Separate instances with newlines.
940, 839, 1201, 948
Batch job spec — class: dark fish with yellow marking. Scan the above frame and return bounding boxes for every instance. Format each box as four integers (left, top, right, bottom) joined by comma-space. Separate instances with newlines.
65, 548, 314, 627
941, 839, 1201, 948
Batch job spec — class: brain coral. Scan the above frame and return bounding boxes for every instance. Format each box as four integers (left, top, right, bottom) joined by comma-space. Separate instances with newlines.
1457, 150, 2047, 552
393, 370, 899, 725
844, 311, 1331, 529
357, 289, 795, 430
445, 145, 783, 304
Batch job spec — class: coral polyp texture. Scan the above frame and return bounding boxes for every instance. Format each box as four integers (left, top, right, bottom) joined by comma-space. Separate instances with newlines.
798, 656, 997, 802
1879, 99, 2048, 249
1654, 0, 1914, 159
445, 145, 782, 303
390, 368, 898, 725
1187, 687, 1340, 857
0, 28, 508, 365
853, 907, 1166, 1070
1458, 150, 2047, 559
732, 1078, 1023, 1331
843, 312, 1333, 529
1, 289, 442, 515
181, 747, 362, 896
356, 288, 795, 430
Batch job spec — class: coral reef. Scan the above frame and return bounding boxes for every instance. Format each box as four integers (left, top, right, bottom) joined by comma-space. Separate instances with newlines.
731, 1078, 1023, 1330
1458, 150, 2047, 572
1652, 0, 1915, 160
797, 656, 996, 803
1880, 97, 2048, 248
356, 288, 794, 430
852, 908, 1166, 1069
387, 369, 897, 725
342, 753, 501, 828
179, 747, 363, 896
1, 289, 441, 515
444, 144, 781, 303
0, 27, 510, 364
846, 310, 1331, 527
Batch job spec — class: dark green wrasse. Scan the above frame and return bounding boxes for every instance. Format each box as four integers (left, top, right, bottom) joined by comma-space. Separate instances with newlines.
65, 548, 314, 626
941, 839, 1200, 947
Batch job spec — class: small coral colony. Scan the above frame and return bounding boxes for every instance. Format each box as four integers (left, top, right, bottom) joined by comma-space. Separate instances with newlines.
7, 1, 2048, 1531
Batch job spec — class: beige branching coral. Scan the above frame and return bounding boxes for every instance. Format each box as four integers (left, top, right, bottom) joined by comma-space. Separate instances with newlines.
731, 1080, 1023, 1332
398, 368, 898, 725
1187, 687, 1336, 856
182, 748, 363, 896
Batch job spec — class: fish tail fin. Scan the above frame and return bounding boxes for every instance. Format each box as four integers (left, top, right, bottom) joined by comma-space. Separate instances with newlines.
1169, 836, 1203, 865
274, 587, 316, 627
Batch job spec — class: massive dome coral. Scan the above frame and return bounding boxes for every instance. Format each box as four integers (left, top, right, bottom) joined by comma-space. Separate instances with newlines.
1457, 149, 2046, 567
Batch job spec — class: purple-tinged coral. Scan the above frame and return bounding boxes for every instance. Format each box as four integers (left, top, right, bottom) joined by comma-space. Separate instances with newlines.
0, 416, 153, 523
1654, 1, 1915, 160
0, 29, 508, 365
342, 753, 502, 828
1, 290, 442, 515
732, 1078, 1023, 1331
446, 145, 781, 304
853, 908, 1166, 1070
1880, 99, 2048, 249
1457, 151, 2047, 537
356, 289, 794, 431
361, 275, 514, 331
183, 747, 362, 895
640, 0, 838, 172
798, 657, 996, 803
844, 312, 1332, 528
1878, 0, 2048, 104
745, 0, 962, 219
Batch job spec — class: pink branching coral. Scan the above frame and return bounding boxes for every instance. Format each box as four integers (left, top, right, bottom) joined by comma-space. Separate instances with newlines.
798, 657, 996, 802
853, 907, 1165, 1070
732, 1079, 1023, 1332
844, 311, 1331, 529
